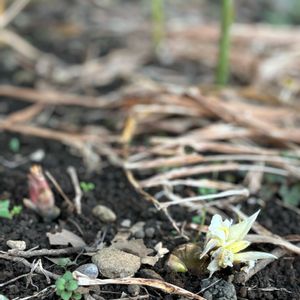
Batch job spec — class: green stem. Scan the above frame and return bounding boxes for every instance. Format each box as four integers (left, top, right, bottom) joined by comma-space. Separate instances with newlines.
151, 0, 165, 48
216, 0, 234, 86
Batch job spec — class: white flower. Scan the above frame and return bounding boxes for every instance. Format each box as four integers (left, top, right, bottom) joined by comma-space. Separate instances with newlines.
202, 210, 277, 277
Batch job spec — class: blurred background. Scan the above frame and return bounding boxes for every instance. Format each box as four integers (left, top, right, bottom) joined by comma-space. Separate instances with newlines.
1, 0, 300, 93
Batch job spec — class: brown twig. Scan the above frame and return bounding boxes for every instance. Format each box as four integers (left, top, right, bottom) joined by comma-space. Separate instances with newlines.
0, 253, 59, 280
45, 171, 75, 211
74, 271, 206, 300
140, 163, 288, 188
0, 0, 30, 28
0, 85, 119, 108
67, 166, 82, 214
4, 246, 95, 258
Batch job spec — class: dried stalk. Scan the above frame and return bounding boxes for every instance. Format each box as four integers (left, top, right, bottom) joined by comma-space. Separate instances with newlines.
74, 271, 206, 300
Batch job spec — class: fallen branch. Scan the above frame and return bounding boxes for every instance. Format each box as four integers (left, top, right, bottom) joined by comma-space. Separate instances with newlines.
160, 188, 249, 209
74, 271, 206, 300
140, 163, 288, 188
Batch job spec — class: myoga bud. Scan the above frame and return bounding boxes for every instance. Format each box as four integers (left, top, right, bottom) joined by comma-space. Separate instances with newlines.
24, 165, 60, 221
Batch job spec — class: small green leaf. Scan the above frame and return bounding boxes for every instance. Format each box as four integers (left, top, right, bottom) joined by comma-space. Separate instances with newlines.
0, 200, 12, 219
72, 292, 82, 300
60, 290, 72, 300
191, 215, 202, 224
9, 137, 20, 153
63, 271, 74, 282
65, 280, 78, 292
57, 258, 73, 267
55, 278, 66, 291
279, 184, 300, 206
80, 181, 95, 192
11, 205, 22, 216
198, 187, 217, 196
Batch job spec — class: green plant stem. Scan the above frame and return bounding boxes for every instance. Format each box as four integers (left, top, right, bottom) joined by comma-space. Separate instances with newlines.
151, 0, 165, 48
216, 0, 234, 86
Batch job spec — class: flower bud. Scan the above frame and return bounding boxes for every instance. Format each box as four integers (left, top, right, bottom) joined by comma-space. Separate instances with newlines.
25, 165, 60, 221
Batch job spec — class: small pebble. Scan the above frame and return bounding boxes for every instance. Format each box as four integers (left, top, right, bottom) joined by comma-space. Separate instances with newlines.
145, 227, 155, 238
75, 263, 99, 279
92, 247, 141, 278
29, 149, 45, 162
6, 240, 26, 251
121, 219, 131, 228
201, 277, 237, 300
92, 205, 116, 223
134, 229, 145, 239
128, 284, 140, 296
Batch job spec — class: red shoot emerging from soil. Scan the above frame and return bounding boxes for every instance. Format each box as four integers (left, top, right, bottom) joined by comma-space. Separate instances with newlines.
25, 165, 60, 221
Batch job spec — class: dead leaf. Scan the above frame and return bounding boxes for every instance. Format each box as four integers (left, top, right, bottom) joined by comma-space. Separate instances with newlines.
47, 229, 86, 247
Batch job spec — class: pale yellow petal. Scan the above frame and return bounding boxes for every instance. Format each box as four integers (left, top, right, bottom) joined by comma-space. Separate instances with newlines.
207, 256, 220, 277
200, 239, 219, 259
233, 251, 277, 263
225, 240, 250, 254
228, 210, 260, 242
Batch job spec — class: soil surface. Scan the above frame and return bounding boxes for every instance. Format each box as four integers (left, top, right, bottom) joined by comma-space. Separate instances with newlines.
1, 1, 300, 300
0, 114, 299, 299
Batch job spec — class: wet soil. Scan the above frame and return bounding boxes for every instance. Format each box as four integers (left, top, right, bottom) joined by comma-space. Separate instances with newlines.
0, 120, 299, 299
1, 1, 300, 299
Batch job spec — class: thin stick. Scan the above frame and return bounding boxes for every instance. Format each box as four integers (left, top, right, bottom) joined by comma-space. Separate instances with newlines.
0, 29, 41, 60
246, 234, 300, 255
125, 169, 186, 238
4, 246, 95, 258
67, 166, 82, 214
45, 171, 75, 211
140, 163, 288, 188
74, 272, 206, 300
0, 272, 31, 287
0, 0, 30, 28
160, 188, 249, 209
0, 85, 118, 108
11, 286, 54, 300
0, 253, 59, 280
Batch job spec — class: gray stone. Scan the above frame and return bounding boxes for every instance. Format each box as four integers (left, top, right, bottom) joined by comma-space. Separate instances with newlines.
134, 229, 145, 239
92, 247, 141, 278
92, 205, 116, 223
121, 219, 131, 228
145, 227, 155, 238
6, 240, 26, 251
201, 277, 237, 300
128, 284, 140, 296
76, 263, 99, 279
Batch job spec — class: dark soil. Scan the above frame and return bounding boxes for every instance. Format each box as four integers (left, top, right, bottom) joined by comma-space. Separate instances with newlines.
1, 1, 300, 300
0, 124, 299, 299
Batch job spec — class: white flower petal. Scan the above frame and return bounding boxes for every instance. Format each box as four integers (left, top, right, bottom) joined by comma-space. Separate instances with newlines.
233, 251, 277, 263
207, 256, 220, 277
208, 214, 232, 242
208, 214, 223, 231
228, 210, 260, 242
201, 239, 219, 259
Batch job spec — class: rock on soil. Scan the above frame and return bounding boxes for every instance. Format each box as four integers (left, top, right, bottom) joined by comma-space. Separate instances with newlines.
92, 247, 141, 278
75, 263, 99, 279
201, 277, 237, 300
92, 205, 117, 223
